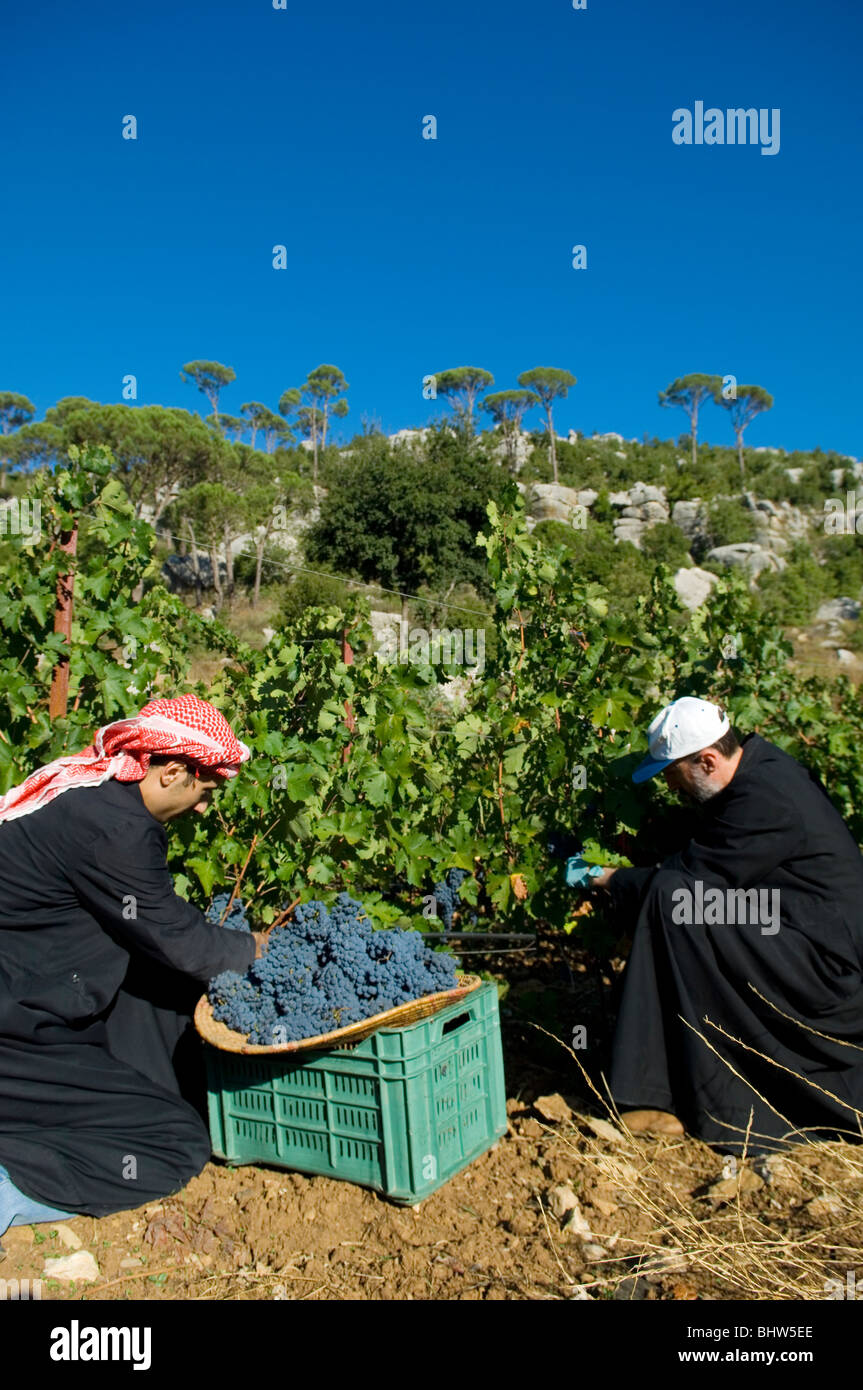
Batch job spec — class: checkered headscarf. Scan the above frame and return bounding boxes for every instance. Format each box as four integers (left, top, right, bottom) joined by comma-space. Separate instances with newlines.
0, 695, 250, 824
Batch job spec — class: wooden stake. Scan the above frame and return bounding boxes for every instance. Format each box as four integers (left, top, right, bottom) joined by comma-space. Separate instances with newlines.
48, 520, 79, 720
341, 627, 356, 765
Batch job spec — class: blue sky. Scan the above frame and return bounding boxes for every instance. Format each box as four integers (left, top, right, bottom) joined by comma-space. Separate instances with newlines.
2, 0, 861, 455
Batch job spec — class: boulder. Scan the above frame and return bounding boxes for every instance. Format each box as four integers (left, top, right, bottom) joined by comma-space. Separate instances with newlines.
705, 543, 785, 579
642, 500, 670, 522
525, 483, 587, 525
815, 597, 861, 623
629, 482, 666, 506
388, 428, 430, 447
671, 500, 708, 544
489, 430, 534, 471
608, 491, 632, 507
43, 1251, 100, 1283
837, 649, 856, 666
614, 520, 645, 549
369, 610, 402, 661
673, 566, 718, 610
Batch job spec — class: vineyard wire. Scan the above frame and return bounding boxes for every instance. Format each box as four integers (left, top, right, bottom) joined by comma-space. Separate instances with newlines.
162, 532, 492, 618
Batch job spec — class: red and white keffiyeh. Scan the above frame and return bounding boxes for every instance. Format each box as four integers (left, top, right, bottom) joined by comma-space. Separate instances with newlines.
0, 695, 251, 825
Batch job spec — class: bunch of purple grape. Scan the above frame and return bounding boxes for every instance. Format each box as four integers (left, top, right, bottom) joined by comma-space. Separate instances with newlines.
208, 892, 460, 1046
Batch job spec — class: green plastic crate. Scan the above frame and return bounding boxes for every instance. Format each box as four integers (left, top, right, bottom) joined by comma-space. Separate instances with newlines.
204, 982, 507, 1204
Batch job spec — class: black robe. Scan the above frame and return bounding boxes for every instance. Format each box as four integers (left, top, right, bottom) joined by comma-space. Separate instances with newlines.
607, 733, 863, 1153
0, 779, 254, 1215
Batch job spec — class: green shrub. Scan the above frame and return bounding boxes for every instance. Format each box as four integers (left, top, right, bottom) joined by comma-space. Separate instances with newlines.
641, 522, 692, 569
755, 542, 828, 626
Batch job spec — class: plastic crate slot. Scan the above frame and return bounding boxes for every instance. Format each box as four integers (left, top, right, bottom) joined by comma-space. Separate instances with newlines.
331, 1074, 377, 1101
438, 1124, 459, 1150
278, 1097, 327, 1125
459, 1075, 485, 1101
235, 1119, 277, 1144
460, 1105, 481, 1130
283, 1128, 328, 1155
232, 1090, 274, 1115
280, 1068, 326, 1095
337, 1138, 378, 1163
332, 1105, 380, 1135
441, 1011, 472, 1036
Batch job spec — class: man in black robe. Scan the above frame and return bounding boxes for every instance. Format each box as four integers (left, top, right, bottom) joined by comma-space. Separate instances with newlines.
0, 696, 263, 1243
589, 696, 863, 1153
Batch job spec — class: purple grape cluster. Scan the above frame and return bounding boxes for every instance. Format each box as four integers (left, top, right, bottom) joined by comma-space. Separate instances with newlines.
207, 893, 251, 932
431, 867, 470, 929
208, 893, 460, 1045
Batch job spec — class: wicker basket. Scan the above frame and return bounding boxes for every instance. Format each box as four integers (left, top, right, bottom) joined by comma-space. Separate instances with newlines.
194, 972, 483, 1056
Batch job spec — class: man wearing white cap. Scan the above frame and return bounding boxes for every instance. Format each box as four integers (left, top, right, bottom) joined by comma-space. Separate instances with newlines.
588, 696, 863, 1153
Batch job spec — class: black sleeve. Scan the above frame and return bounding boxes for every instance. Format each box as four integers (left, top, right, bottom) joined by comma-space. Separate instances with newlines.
72, 824, 256, 981
662, 779, 805, 888
603, 865, 659, 920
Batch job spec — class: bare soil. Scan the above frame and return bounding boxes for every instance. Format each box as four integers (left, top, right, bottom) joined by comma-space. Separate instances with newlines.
3, 940, 862, 1302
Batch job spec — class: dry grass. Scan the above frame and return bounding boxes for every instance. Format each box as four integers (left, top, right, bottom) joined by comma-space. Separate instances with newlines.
531, 1017, 863, 1301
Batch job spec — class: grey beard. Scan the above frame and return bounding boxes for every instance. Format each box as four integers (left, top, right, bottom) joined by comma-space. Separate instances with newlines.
684, 780, 719, 805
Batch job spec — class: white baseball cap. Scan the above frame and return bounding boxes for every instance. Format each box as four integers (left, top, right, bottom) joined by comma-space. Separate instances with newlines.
632, 697, 730, 784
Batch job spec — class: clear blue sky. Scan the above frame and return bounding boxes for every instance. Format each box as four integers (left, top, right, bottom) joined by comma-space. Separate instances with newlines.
2, 0, 861, 456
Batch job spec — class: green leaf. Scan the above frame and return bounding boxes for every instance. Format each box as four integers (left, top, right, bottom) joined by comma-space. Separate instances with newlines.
187, 858, 220, 897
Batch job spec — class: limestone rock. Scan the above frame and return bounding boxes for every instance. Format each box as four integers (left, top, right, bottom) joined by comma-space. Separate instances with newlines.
581, 1243, 608, 1262
671, 499, 707, 542
585, 1117, 628, 1146
629, 482, 666, 506
705, 543, 785, 579
642, 500, 670, 522
706, 1166, 764, 1200
388, 428, 430, 448
547, 1184, 579, 1220
673, 566, 718, 611
525, 483, 586, 525
614, 520, 645, 549
534, 1093, 573, 1125
562, 1201, 594, 1240
806, 1194, 844, 1219
43, 1251, 100, 1282
816, 597, 861, 623
52, 1225, 83, 1251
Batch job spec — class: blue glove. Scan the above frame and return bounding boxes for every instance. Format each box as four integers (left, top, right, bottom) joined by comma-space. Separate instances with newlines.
565, 854, 605, 888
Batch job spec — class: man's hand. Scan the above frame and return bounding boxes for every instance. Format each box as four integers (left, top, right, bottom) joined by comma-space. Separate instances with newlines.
590, 865, 619, 890
252, 931, 269, 960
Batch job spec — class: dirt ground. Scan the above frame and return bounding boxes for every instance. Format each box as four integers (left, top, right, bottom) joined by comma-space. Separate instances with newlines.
3, 938, 862, 1302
